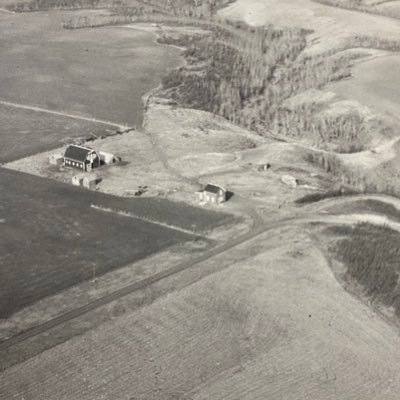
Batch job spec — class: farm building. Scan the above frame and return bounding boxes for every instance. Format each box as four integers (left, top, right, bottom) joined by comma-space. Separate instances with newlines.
99, 151, 119, 165
197, 184, 227, 205
83, 175, 99, 190
64, 145, 100, 171
71, 174, 85, 187
49, 154, 63, 166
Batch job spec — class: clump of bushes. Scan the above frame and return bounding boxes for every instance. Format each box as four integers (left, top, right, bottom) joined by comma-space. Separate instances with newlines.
332, 223, 400, 318
295, 186, 359, 204
63, 13, 136, 29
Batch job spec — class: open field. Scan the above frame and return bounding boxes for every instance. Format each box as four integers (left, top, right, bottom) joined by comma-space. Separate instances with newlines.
0, 10, 181, 159
0, 168, 233, 318
329, 54, 400, 128
2, 224, 400, 399
219, 0, 400, 54
0, 104, 117, 163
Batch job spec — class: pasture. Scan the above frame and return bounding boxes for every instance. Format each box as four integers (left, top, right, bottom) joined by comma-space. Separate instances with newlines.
0, 168, 231, 318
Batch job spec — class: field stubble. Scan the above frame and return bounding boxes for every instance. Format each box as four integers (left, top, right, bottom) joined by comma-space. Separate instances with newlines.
2, 225, 400, 399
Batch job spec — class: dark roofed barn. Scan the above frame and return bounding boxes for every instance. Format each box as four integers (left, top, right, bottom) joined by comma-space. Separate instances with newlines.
64, 145, 100, 172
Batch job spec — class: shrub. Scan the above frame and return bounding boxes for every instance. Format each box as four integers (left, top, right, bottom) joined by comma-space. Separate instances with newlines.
295, 187, 359, 204
333, 223, 400, 311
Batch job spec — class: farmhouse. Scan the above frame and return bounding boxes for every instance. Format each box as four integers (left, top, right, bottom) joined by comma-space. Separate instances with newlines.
64, 145, 100, 171
197, 184, 227, 205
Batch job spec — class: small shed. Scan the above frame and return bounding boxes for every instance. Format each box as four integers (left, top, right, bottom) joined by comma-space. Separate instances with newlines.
49, 154, 64, 166
83, 175, 98, 190
64, 145, 100, 171
72, 174, 85, 186
99, 151, 118, 165
281, 174, 298, 188
197, 184, 227, 205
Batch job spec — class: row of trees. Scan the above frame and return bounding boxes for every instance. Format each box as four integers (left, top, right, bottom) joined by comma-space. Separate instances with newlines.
8, 0, 120, 12
63, 12, 136, 28
8, 0, 229, 15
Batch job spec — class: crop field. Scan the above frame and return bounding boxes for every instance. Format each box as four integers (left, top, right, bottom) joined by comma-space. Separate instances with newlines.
0, 105, 114, 163
0, 168, 232, 318
0, 10, 180, 127
2, 225, 400, 399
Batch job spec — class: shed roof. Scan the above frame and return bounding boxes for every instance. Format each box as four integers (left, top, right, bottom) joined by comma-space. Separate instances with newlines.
204, 184, 226, 194
64, 145, 92, 162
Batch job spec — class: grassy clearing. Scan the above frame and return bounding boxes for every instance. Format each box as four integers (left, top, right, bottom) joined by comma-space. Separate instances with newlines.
331, 222, 400, 319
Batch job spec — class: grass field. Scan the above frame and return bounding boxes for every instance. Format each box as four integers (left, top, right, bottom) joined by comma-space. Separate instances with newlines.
0, 168, 232, 318
329, 54, 400, 129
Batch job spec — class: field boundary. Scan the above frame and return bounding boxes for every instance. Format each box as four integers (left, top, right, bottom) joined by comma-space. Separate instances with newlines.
90, 204, 200, 235
0, 100, 131, 130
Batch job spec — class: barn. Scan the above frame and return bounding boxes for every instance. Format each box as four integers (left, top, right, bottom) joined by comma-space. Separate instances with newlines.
64, 145, 100, 172
197, 184, 227, 205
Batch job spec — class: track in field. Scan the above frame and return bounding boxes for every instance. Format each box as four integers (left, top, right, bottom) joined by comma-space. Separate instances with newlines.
0, 219, 291, 353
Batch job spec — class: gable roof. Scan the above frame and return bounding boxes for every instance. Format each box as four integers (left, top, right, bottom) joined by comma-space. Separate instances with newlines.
204, 184, 226, 194
64, 145, 92, 162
